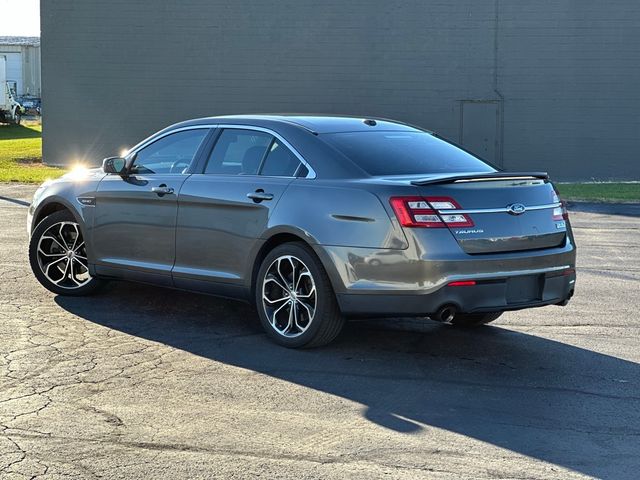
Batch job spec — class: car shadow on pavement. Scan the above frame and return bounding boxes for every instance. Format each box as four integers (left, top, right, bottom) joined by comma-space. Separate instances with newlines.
55, 282, 640, 479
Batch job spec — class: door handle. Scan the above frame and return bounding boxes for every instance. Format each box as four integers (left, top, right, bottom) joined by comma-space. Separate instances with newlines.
152, 185, 174, 196
247, 190, 274, 202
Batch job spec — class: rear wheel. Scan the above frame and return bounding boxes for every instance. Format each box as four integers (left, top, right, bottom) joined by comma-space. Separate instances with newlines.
255, 242, 344, 348
29, 210, 103, 296
450, 312, 502, 327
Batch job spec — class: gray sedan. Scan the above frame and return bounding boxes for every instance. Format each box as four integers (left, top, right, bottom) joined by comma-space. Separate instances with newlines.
28, 115, 576, 347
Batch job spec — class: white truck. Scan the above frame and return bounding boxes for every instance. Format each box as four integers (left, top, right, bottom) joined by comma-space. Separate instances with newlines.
0, 55, 24, 124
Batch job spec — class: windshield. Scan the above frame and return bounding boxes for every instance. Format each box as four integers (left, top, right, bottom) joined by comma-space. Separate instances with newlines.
323, 131, 496, 176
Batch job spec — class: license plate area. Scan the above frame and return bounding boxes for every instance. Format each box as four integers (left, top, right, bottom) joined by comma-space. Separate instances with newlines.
506, 275, 544, 303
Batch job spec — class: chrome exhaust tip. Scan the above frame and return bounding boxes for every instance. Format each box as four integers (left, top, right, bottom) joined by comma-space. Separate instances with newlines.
434, 304, 458, 323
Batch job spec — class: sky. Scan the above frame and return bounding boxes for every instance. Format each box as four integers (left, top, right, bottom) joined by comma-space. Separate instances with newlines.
0, 0, 40, 36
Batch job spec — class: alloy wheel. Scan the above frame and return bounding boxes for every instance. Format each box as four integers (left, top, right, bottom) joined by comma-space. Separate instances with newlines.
36, 221, 91, 289
261, 255, 317, 338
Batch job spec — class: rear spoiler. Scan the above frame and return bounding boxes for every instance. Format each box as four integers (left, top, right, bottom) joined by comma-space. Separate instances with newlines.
410, 172, 549, 186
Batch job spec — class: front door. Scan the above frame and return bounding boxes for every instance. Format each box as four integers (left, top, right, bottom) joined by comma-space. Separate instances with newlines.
92, 128, 210, 284
173, 127, 305, 294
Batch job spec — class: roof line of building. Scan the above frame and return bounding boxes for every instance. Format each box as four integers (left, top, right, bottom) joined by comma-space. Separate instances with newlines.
0, 36, 40, 47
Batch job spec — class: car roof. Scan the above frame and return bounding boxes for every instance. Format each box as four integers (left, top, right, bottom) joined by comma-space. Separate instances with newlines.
177, 114, 425, 135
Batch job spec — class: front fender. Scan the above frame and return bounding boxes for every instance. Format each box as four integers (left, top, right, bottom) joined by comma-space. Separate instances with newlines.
29, 175, 103, 268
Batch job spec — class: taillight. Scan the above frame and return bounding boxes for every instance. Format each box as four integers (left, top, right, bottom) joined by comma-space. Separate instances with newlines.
552, 188, 569, 221
390, 196, 443, 227
389, 196, 473, 228
552, 200, 569, 221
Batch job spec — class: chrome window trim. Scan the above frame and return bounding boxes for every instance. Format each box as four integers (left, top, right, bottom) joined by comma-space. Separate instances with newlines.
126, 124, 317, 179
439, 202, 561, 215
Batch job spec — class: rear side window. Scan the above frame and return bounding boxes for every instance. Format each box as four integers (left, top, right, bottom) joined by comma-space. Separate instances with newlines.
205, 129, 272, 175
323, 131, 495, 176
260, 140, 301, 177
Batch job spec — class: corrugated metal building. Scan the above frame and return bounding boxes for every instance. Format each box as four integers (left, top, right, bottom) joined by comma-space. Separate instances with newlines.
0, 36, 41, 97
41, 1, 640, 180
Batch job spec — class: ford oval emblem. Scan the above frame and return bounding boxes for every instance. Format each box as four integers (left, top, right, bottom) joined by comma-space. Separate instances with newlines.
507, 203, 527, 215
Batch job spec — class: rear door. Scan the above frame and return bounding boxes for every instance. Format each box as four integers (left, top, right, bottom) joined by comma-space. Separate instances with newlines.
173, 127, 307, 293
93, 128, 210, 283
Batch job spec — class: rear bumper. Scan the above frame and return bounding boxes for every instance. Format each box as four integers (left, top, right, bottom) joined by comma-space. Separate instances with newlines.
313, 239, 576, 317
337, 270, 576, 316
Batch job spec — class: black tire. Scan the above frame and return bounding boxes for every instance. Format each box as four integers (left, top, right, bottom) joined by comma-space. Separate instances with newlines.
450, 311, 503, 327
29, 210, 103, 296
255, 242, 344, 348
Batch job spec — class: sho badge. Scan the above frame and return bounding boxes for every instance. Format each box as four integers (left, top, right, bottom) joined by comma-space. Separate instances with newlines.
76, 197, 96, 206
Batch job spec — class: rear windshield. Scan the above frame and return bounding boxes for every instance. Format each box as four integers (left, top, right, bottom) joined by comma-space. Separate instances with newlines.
323, 131, 496, 176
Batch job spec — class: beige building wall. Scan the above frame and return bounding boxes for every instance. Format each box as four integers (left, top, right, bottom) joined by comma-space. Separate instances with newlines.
0, 43, 41, 96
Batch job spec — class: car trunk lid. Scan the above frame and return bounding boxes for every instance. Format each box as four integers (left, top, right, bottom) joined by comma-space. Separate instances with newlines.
408, 173, 567, 254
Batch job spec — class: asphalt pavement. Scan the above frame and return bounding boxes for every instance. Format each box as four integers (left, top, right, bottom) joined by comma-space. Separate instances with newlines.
1, 183, 639, 479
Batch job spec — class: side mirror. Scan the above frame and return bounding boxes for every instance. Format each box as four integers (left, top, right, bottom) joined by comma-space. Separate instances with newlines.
102, 157, 127, 175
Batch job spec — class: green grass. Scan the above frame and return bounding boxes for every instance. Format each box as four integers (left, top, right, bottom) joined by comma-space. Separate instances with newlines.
557, 183, 640, 203
0, 124, 66, 183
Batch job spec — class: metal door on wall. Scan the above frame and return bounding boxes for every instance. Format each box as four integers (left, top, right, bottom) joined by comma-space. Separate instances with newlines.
460, 101, 501, 167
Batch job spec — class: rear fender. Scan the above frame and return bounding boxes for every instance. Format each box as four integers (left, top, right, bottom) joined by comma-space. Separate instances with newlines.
269, 180, 408, 249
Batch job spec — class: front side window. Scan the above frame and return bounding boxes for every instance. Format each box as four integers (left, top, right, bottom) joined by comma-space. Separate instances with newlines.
205, 129, 272, 175
131, 129, 208, 174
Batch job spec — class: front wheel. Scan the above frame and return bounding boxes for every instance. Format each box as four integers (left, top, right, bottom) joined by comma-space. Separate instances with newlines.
450, 312, 503, 327
255, 242, 344, 348
29, 210, 103, 296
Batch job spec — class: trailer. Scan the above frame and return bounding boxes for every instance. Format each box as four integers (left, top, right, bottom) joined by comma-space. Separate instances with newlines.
0, 55, 24, 124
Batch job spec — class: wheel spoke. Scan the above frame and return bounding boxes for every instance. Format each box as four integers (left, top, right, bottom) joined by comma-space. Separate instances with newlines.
41, 235, 66, 252
58, 223, 72, 249
275, 258, 289, 290
70, 223, 80, 250
72, 257, 88, 273
38, 245, 65, 258
285, 301, 296, 334
68, 259, 82, 286
264, 295, 289, 305
296, 298, 315, 320
51, 259, 71, 285
296, 287, 316, 299
295, 268, 310, 290
43, 256, 67, 277
289, 257, 297, 292
264, 274, 288, 293
293, 301, 307, 331
270, 300, 291, 330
